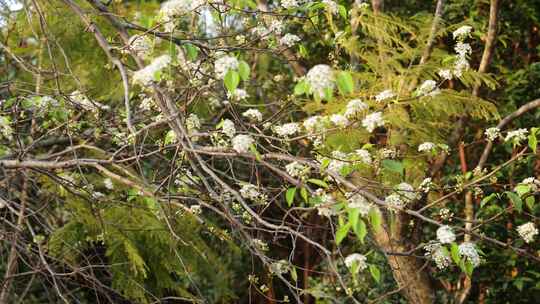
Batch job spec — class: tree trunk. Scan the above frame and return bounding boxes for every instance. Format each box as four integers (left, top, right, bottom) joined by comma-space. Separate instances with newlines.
373, 227, 435, 304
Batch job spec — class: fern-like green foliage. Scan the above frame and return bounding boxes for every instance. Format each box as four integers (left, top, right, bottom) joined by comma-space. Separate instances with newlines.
47, 180, 243, 303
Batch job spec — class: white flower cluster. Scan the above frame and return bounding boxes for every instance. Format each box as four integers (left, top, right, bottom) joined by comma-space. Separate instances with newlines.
347, 193, 372, 216
232, 134, 254, 153
103, 178, 114, 190
375, 89, 395, 102
285, 161, 310, 179
128, 35, 152, 57
279, 33, 301, 47
281, 0, 299, 9
186, 113, 201, 133
221, 119, 236, 138
385, 194, 404, 210
269, 20, 285, 35
328, 151, 348, 173
458, 242, 481, 267
322, 0, 338, 15
227, 89, 249, 101
436, 225, 456, 244
70, 90, 107, 112
274, 123, 300, 137
419, 177, 433, 193
133, 55, 171, 86
416, 80, 439, 97
354, 149, 372, 165
306, 64, 335, 99
160, 0, 205, 20
418, 142, 436, 152
424, 242, 451, 270
453, 25, 473, 41
396, 182, 418, 202
362, 112, 385, 133
214, 55, 239, 79
504, 128, 528, 144
484, 127, 501, 141
239, 183, 268, 204
329, 114, 349, 128
242, 109, 263, 122
269, 260, 290, 275
517, 222, 538, 243
344, 99, 368, 118
0, 116, 13, 140
344, 253, 367, 273
438, 69, 453, 81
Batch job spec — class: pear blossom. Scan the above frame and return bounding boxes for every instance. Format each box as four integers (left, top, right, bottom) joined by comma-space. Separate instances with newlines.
418, 142, 436, 152
375, 89, 395, 102
306, 64, 335, 99
242, 109, 263, 122
453, 25, 473, 41
344, 253, 367, 272
232, 135, 254, 153
344, 99, 368, 118
329, 114, 349, 128
279, 33, 301, 47
458, 242, 481, 267
214, 55, 239, 79
133, 55, 171, 86
361, 112, 384, 132
354, 149, 372, 165
274, 123, 300, 137
484, 127, 501, 141
347, 193, 371, 216
436, 225, 456, 244
504, 128, 528, 144
221, 119, 236, 137
517, 222, 538, 243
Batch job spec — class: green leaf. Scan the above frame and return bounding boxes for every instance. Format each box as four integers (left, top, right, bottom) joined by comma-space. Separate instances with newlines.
529, 127, 538, 153
336, 71, 354, 95
515, 184, 531, 197
238, 60, 250, 81
335, 222, 351, 245
286, 187, 296, 207
369, 265, 381, 283
369, 208, 382, 232
184, 44, 198, 61
224, 70, 240, 92
290, 266, 298, 282
294, 80, 308, 95
348, 208, 360, 228
451, 243, 461, 265
307, 178, 329, 188
353, 219, 367, 244
381, 159, 404, 176
526, 196, 535, 211
300, 187, 308, 202
506, 191, 523, 213
480, 193, 497, 208
338, 5, 347, 19
249, 145, 261, 161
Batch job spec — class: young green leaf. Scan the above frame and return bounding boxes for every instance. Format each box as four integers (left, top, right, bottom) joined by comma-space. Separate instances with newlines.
353, 219, 367, 244
335, 222, 351, 245
451, 243, 461, 265
300, 187, 309, 202
224, 70, 240, 92
307, 178, 329, 188
238, 60, 250, 81
286, 187, 297, 207
506, 191, 523, 213
369, 265, 381, 283
382, 159, 404, 176
369, 208, 382, 232
336, 71, 354, 95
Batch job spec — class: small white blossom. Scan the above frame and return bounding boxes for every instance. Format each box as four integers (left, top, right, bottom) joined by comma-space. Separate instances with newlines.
317, 206, 335, 217
242, 109, 263, 122
520, 177, 540, 192
269, 20, 285, 35
269, 260, 290, 275
354, 149, 372, 165
347, 193, 371, 216
279, 33, 301, 47
240, 183, 261, 200
227, 88, 249, 101
214, 55, 239, 79
418, 142, 436, 152
186, 113, 201, 133
419, 177, 433, 193
232, 134, 254, 153
396, 182, 418, 202
504, 128, 528, 144
416, 80, 440, 97
328, 151, 348, 173
454, 42, 472, 57
375, 89, 395, 102
128, 35, 152, 57
0, 116, 13, 140
517, 222, 538, 243
133, 55, 171, 86
103, 178, 114, 190
306, 64, 335, 99
453, 25, 473, 41
484, 127, 501, 141
221, 119, 236, 138
385, 194, 404, 210
285, 161, 310, 179
362, 112, 385, 133
274, 123, 300, 137
281, 0, 299, 9
329, 114, 349, 128
322, 0, 338, 14
438, 69, 453, 80
344, 99, 368, 118
344, 253, 367, 272
379, 148, 397, 159
454, 56, 470, 77
424, 242, 451, 270
436, 225, 456, 244
458, 242, 481, 267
